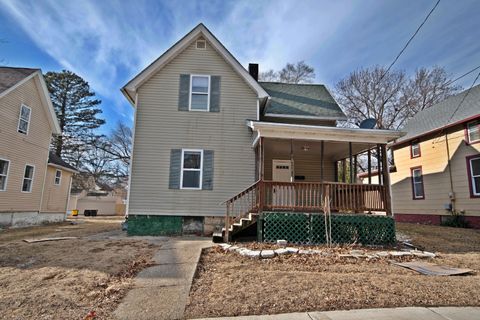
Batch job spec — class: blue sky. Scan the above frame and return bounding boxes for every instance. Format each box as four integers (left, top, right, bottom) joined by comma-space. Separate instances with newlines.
1, 0, 479, 133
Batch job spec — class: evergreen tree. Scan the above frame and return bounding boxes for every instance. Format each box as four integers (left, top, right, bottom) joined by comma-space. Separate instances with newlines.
44, 70, 105, 164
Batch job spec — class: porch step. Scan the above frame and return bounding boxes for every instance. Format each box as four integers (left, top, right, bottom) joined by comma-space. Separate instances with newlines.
214, 212, 257, 242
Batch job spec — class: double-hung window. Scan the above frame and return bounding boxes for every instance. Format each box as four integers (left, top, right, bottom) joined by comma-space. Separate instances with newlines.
190, 75, 210, 111
54, 170, 62, 185
22, 165, 35, 192
0, 159, 10, 191
467, 155, 480, 197
466, 120, 480, 144
18, 104, 31, 134
410, 140, 421, 158
411, 167, 425, 199
181, 149, 203, 189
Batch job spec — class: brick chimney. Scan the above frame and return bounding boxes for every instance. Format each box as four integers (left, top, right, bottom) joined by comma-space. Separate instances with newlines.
248, 63, 259, 81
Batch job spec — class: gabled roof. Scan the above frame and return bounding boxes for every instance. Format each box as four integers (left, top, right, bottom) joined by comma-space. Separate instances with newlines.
48, 151, 78, 173
0, 67, 38, 94
396, 84, 480, 143
0, 66, 61, 134
260, 82, 347, 120
121, 23, 269, 105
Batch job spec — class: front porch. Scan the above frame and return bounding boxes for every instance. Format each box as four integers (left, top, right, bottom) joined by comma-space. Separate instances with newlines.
220, 121, 404, 243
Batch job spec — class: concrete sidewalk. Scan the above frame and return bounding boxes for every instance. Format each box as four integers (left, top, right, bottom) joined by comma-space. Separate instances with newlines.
114, 237, 212, 320
194, 307, 480, 320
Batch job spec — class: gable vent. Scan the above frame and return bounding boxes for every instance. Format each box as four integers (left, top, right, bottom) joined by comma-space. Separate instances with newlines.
196, 39, 206, 49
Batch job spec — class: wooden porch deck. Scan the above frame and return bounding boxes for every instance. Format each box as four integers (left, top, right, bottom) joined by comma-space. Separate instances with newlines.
222, 180, 390, 241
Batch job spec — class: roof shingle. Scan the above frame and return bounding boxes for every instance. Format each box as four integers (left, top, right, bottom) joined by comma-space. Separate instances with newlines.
398, 84, 480, 143
259, 82, 347, 120
0, 67, 38, 95
48, 152, 78, 172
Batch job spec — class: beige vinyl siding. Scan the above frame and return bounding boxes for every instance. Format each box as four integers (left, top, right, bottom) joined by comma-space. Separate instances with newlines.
263, 139, 335, 182
41, 166, 72, 213
129, 37, 258, 217
0, 77, 53, 212
391, 123, 480, 216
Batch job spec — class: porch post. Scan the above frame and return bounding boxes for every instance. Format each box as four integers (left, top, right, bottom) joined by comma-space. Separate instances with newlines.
290, 139, 294, 182
367, 148, 372, 184
376, 144, 382, 185
224, 201, 230, 242
380, 144, 392, 216
259, 137, 265, 213
342, 159, 346, 183
334, 161, 338, 182
260, 137, 264, 180
349, 142, 353, 183
320, 141, 324, 182
353, 155, 358, 183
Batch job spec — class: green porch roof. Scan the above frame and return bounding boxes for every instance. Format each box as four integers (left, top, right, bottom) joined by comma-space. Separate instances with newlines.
259, 82, 347, 120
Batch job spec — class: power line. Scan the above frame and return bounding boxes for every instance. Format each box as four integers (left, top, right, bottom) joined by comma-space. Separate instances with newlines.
445, 64, 480, 86
445, 70, 480, 125
379, 0, 441, 82
432, 69, 480, 145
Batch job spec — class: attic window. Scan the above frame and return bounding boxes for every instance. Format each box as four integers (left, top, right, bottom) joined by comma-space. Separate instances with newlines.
196, 39, 206, 50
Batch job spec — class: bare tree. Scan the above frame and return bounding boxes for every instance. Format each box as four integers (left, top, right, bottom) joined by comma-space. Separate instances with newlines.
403, 66, 462, 120
72, 122, 132, 189
279, 61, 315, 84
335, 65, 460, 130
259, 69, 279, 82
259, 61, 315, 84
103, 122, 132, 168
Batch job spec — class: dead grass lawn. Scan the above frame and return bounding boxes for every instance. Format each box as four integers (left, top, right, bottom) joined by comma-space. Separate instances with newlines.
0, 219, 158, 320
186, 224, 480, 318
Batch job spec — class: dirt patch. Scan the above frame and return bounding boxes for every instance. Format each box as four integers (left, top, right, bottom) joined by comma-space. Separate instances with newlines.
396, 223, 480, 253
186, 224, 480, 318
0, 220, 158, 320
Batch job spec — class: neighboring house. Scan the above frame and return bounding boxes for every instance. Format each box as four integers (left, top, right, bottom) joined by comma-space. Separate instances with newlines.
68, 184, 127, 216
121, 24, 403, 237
389, 85, 480, 228
0, 67, 76, 227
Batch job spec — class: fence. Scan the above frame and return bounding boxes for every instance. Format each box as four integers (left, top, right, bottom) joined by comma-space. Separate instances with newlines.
259, 212, 396, 245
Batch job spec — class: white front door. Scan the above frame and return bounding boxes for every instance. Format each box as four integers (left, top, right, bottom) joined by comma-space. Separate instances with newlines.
272, 160, 293, 208
272, 159, 292, 182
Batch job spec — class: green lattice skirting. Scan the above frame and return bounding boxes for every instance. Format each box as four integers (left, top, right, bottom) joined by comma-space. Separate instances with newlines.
260, 212, 396, 245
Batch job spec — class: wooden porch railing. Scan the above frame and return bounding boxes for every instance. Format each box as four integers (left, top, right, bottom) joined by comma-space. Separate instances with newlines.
223, 180, 389, 241
262, 181, 387, 212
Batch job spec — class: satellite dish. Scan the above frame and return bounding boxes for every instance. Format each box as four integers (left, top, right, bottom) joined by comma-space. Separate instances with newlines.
360, 118, 377, 129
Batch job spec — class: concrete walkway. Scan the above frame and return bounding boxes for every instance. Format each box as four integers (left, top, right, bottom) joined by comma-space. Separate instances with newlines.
194, 307, 480, 320
114, 237, 212, 320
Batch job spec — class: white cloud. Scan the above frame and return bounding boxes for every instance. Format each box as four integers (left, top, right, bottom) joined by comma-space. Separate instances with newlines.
2, 0, 479, 106
1, 0, 166, 108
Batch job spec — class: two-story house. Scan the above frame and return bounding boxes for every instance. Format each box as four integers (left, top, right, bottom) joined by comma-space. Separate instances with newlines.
390, 85, 480, 228
0, 67, 77, 227
122, 24, 404, 240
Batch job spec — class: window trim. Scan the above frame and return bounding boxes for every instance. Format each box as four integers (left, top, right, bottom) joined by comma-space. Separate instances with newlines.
0, 158, 10, 192
17, 104, 32, 135
410, 166, 425, 200
465, 120, 480, 145
54, 169, 62, 186
189, 75, 210, 112
180, 149, 203, 190
21, 164, 35, 193
410, 140, 421, 158
466, 155, 480, 198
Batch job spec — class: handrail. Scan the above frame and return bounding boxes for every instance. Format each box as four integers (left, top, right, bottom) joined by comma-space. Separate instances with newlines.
220, 180, 261, 205
224, 180, 388, 242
